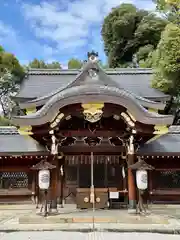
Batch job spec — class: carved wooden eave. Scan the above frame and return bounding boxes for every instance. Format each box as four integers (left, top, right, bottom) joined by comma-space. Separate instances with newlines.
58, 138, 125, 153
18, 60, 166, 110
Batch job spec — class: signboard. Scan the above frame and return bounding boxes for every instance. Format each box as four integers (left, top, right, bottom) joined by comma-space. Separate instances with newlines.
109, 191, 119, 199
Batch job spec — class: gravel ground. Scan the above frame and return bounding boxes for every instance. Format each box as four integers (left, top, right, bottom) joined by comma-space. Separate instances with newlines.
0, 232, 180, 240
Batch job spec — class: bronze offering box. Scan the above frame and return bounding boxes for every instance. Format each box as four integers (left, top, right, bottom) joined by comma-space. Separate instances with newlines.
76, 188, 108, 209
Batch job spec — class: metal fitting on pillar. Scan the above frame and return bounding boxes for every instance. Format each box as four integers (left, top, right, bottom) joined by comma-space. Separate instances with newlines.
127, 135, 134, 155
49, 130, 58, 155
90, 186, 95, 204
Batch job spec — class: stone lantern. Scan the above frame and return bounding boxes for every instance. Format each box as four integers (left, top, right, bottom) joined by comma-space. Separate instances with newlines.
129, 158, 154, 214
31, 160, 56, 217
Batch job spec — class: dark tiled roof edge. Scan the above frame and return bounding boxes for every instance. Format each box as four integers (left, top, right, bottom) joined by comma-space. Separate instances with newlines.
27, 68, 153, 75
168, 125, 180, 133
0, 126, 19, 135
27, 69, 80, 75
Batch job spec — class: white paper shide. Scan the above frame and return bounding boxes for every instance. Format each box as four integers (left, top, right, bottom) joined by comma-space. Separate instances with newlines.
136, 169, 148, 190
38, 169, 50, 189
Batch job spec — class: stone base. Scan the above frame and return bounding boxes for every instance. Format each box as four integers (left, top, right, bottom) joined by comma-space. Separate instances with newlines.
49, 208, 58, 214
128, 200, 136, 214
128, 209, 137, 214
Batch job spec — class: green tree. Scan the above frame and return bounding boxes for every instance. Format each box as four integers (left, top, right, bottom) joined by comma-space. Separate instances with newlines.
68, 58, 82, 69
0, 48, 25, 118
136, 44, 154, 62
101, 3, 167, 67
0, 45, 4, 53
154, 0, 180, 24
98, 60, 109, 69
152, 23, 180, 95
28, 59, 61, 69
139, 51, 155, 68
28, 59, 45, 68
0, 116, 12, 126
46, 61, 61, 69
0, 51, 25, 84
136, 45, 155, 68
0, 70, 18, 117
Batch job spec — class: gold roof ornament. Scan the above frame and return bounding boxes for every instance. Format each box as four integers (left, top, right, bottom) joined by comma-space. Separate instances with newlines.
81, 103, 104, 123
87, 51, 98, 62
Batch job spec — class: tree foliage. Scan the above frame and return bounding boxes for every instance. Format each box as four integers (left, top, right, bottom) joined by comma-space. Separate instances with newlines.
68, 58, 82, 69
28, 59, 61, 69
0, 51, 25, 84
136, 44, 154, 62
0, 70, 18, 117
101, 3, 167, 67
0, 116, 12, 126
154, 0, 180, 24
139, 51, 155, 68
152, 23, 180, 95
0, 47, 25, 118
98, 60, 109, 69
0, 46, 4, 53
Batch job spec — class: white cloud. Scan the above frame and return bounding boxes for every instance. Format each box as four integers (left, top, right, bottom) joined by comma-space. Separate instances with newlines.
0, 20, 57, 64
0, 21, 16, 41
0, 0, 155, 65
22, 0, 154, 60
136, 0, 155, 11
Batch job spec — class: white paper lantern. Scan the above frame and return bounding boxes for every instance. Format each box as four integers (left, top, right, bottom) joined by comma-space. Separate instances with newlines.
136, 169, 148, 190
38, 169, 50, 189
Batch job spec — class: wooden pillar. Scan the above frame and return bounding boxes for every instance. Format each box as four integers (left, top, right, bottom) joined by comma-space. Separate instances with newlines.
49, 156, 58, 213
127, 135, 136, 213
127, 154, 136, 212
104, 158, 108, 188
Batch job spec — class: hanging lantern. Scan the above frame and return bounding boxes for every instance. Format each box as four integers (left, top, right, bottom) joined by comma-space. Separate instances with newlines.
38, 169, 50, 190
136, 169, 148, 190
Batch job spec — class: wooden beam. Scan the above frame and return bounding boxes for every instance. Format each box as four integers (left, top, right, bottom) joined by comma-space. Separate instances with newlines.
57, 130, 127, 137
32, 127, 154, 137
0, 166, 30, 172
58, 145, 124, 153
31, 129, 127, 137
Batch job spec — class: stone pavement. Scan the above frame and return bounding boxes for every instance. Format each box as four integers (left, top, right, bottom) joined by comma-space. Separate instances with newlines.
0, 232, 180, 240
0, 204, 180, 233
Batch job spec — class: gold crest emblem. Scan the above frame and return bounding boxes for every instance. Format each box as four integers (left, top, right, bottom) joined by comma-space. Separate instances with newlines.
81, 103, 104, 123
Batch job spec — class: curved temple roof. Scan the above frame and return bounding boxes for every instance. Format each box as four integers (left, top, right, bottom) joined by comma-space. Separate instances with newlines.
12, 84, 174, 126
12, 57, 174, 127
16, 61, 170, 109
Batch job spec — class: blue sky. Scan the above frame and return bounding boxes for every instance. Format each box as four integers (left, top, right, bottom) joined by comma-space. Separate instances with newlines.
0, 0, 155, 67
